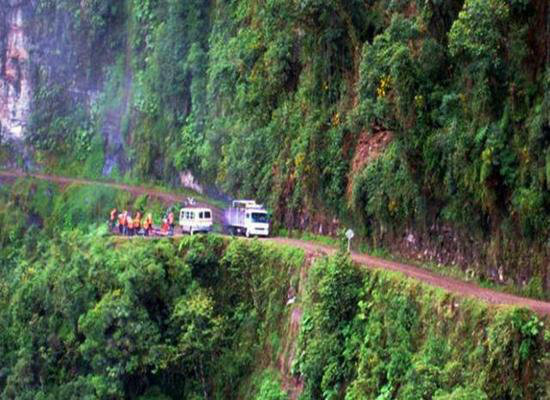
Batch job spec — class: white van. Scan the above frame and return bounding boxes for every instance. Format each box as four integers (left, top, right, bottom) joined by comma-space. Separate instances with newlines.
179, 208, 213, 234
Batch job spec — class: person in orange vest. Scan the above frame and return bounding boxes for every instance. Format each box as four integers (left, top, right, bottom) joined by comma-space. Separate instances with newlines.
168, 211, 175, 236
117, 211, 124, 234
119, 210, 127, 235
134, 212, 142, 235
110, 208, 118, 232
143, 213, 153, 236
126, 212, 134, 236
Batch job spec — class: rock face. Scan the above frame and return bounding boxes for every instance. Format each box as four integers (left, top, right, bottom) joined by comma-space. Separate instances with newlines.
180, 170, 204, 194
0, 0, 31, 140
0, 0, 128, 173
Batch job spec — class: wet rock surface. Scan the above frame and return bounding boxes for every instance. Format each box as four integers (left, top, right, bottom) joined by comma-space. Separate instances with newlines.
0, 0, 31, 140
0, 0, 127, 173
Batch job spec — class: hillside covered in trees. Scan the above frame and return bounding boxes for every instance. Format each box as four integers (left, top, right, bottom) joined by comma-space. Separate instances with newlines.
0, 180, 549, 399
0, 1, 549, 289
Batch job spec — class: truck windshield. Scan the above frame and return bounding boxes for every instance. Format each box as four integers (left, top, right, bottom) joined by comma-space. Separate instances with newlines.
251, 213, 269, 223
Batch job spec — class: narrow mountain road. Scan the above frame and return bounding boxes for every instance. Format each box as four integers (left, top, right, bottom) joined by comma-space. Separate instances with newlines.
269, 238, 550, 316
2, 169, 550, 316
0, 170, 225, 221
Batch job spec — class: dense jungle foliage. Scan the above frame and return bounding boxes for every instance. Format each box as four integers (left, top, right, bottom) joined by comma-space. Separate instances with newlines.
297, 255, 550, 400
0, 180, 549, 399
4, 0, 547, 290
1, 2, 549, 396
0, 180, 303, 399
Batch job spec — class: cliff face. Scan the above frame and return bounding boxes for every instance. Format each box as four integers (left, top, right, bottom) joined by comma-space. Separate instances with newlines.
0, 0, 31, 140
0, 0, 127, 172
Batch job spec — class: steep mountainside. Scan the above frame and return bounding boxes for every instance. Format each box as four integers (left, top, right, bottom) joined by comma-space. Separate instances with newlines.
0, 0, 549, 292
0, 180, 548, 399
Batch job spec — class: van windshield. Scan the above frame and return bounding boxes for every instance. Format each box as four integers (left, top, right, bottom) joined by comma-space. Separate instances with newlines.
251, 213, 269, 223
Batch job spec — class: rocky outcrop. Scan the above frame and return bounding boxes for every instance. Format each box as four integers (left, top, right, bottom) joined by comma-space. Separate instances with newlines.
180, 170, 204, 194
0, 0, 31, 141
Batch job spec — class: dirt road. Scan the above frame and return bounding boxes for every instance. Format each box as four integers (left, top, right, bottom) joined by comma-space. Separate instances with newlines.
2, 169, 550, 316
0, 170, 225, 221
270, 238, 550, 316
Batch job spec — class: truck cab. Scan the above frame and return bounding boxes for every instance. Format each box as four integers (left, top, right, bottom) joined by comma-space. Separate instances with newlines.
179, 208, 213, 234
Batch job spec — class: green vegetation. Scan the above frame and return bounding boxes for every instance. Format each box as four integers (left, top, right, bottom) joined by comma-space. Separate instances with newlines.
8, 0, 547, 292
1, 1, 549, 397
252, 371, 288, 400
296, 254, 550, 399
0, 178, 156, 238
0, 181, 549, 398
277, 228, 342, 248
0, 232, 302, 399
0, 182, 303, 398
21, 0, 126, 177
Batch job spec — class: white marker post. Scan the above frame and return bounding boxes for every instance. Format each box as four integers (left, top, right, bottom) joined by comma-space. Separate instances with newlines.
345, 229, 354, 253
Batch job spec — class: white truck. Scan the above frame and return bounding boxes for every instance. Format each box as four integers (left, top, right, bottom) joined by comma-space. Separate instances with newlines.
179, 207, 213, 234
225, 200, 270, 237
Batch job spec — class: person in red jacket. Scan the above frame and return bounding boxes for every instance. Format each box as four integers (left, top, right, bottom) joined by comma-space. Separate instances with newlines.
161, 218, 169, 236
168, 211, 175, 236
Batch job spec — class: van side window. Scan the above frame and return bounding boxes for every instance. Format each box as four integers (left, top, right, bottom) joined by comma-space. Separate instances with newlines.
205, 211, 211, 219
199, 212, 204, 219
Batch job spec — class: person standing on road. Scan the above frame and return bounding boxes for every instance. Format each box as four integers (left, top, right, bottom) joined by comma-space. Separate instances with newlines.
110, 208, 118, 232
161, 218, 169, 235
143, 213, 153, 236
127, 212, 134, 236
168, 211, 175, 236
134, 212, 142, 236
118, 211, 125, 234
122, 210, 128, 235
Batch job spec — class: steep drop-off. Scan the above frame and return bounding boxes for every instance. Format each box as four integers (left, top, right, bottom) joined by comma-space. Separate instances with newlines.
0, 185, 549, 399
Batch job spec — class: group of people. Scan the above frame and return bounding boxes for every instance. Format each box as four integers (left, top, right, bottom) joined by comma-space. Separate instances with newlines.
109, 208, 176, 237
